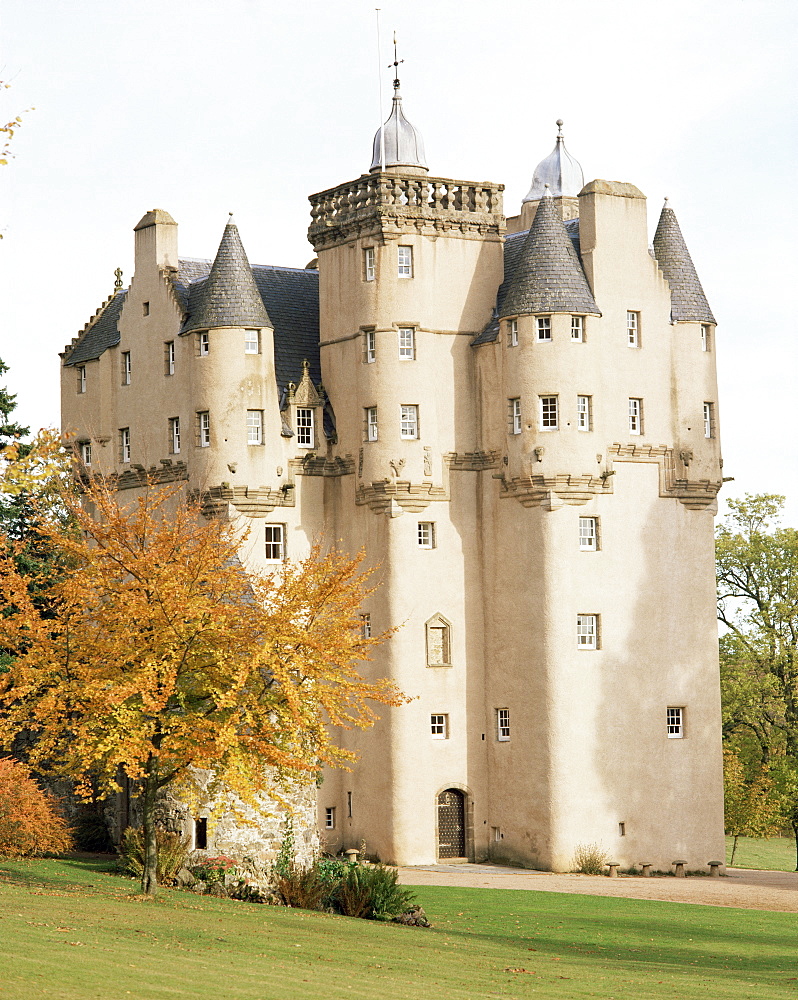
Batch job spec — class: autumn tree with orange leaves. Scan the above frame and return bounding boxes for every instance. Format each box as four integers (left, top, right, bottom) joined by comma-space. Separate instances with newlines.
0, 475, 404, 895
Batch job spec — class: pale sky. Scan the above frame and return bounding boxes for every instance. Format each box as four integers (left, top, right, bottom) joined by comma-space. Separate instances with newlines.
2, 0, 796, 521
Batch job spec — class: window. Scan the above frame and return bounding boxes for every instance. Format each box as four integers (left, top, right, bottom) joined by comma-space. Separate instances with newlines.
577, 395, 592, 431
122, 351, 131, 385
77, 366, 86, 393
430, 714, 449, 739
296, 407, 314, 448
492, 827, 502, 842
198, 331, 210, 356
701, 324, 711, 352
244, 329, 260, 354
165, 341, 175, 376
579, 517, 598, 551
703, 402, 715, 439
426, 614, 452, 667
347, 792, 353, 818
398, 327, 415, 360
536, 316, 551, 341
418, 522, 436, 548
142, 301, 150, 316
628, 398, 643, 435
400, 404, 418, 440
577, 614, 598, 649
247, 409, 263, 445
619, 822, 626, 837
365, 406, 378, 441
80, 441, 92, 466
508, 319, 518, 347
509, 398, 522, 435
539, 395, 559, 430
364, 329, 376, 363
497, 708, 510, 741
169, 417, 180, 454
264, 524, 285, 562
198, 411, 210, 447
627, 311, 640, 347
194, 818, 208, 850
359, 614, 372, 639
325, 807, 336, 830
667, 707, 684, 738
119, 427, 131, 464
397, 245, 413, 278
571, 315, 584, 342
364, 247, 376, 282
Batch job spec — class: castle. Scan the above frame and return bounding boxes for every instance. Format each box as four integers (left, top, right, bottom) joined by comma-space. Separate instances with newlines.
60, 72, 726, 871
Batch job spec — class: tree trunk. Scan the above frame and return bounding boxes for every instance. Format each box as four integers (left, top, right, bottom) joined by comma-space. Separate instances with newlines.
140, 758, 159, 896
729, 835, 738, 867
793, 821, 798, 873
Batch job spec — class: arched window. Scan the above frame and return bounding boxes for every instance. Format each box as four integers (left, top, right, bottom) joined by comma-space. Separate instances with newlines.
426, 614, 452, 667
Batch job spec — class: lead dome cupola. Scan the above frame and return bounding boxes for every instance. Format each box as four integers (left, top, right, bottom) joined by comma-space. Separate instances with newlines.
369, 51, 427, 175
523, 121, 584, 202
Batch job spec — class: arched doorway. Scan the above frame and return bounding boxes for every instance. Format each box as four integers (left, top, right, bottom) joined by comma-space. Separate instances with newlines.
437, 788, 466, 858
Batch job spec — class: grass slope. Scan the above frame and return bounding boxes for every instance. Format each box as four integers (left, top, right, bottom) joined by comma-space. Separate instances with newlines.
726, 835, 797, 872
0, 856, 795, 1000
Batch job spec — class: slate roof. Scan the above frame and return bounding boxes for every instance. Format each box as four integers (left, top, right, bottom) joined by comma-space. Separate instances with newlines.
181, 219, 272, 334
652, 203, 716, 324
64, 290, 126, 365
499, 194, 599, 320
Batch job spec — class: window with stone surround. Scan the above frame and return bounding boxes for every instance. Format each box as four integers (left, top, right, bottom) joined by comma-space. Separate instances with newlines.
539, 395, 559, 430
364, 247, 376, 281
398, 245, 413, 278
77, 366, 86, 393
169, 417, 180, 454
165, 341, 175, 376
325, 807, 336, 829
579, 517, 598, 551
365, 406, 378, 441
247, 410, 263, 445
398, 327, 415, 360
197, 411, 210, 447
426, 614, 452, 667
80, 441, 92, 466
509, 398, 521, 435
296, 407, 314, 448
577, 395, 592, 431
119, 427, 131, 464
628, 398, 643, 435
400, 404, 418, 439
497, 708, 510, 741
364, 329, 376, 363
264, 524, 285, 562
703, 402, 715, 439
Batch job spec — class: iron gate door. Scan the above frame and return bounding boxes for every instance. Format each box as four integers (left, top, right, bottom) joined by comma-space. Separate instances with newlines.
437, 789, 465, 858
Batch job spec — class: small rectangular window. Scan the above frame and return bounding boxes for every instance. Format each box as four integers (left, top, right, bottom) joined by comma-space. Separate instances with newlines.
80, 441, 92, 466
359, 613, 372, 639
627, 311, 640, 348
701, 325, 711, 352
398, 327, 415, 360
618, 822, 626, 837
247, 409, 263, 445
577, 395, 592, 431
244, 329, 260, 354
122, 351, 131, 385
365, 406, 378, 442
194, 817, 208, 850
165, 341, 175, 376
497, 708, 510, 741
364, 329, 376, 364
325, 807, 336, 830
296, 407, 314, 448
571, 316, 584, 342
142, 301, 150, 317
347, 791, 353, 818
169, 417, 181, 454
119, 427, 131, 464
577, 614, 598, 649
492, 826, 502, 842
198, 331, 210, 356
77, 366, 86, 393
400, 405, 418, 440
540, 395, 559, 430
397, 245, 413, 278
536, 316, 551, 341
703, 402, 714, 439
418, 522, 436, 548
364, 247, 376, 282
628, 398, 643, 435
430, 714, 449, 739
667, 707, 684, 738
198, 411, 210, 448
579, 516, 598, 551
264, 524, 285, 562
509, 398, 521, 435
508, 319, 518, 347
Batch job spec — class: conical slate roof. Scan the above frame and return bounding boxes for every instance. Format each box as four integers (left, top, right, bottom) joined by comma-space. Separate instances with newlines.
652, 201, 716, 324
499, 192, 599, 318
182, 216, 272, 334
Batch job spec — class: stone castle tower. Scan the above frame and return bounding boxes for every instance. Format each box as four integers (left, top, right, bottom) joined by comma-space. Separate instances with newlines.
61, 76, 725, 871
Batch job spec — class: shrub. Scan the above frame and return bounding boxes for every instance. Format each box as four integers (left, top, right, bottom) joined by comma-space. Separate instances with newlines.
116, 827, 191, 884
0, 757, 73, 858
334, 863, 417, 920
191, 854, 240, 885
271, 862, 330, 910
571, 842, 609, 875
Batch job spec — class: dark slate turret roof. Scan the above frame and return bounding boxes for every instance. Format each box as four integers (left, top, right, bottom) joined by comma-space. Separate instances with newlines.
63, 290, 126, 365
499, 194, 599, 320
181, 218, 272, 334
652, 202, 716, 324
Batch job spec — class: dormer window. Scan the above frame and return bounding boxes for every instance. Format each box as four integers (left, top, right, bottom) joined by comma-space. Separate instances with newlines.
296, 407, 314, 448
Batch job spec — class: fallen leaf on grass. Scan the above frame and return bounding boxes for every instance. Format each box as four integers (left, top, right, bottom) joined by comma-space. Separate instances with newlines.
504, 968, 536, 975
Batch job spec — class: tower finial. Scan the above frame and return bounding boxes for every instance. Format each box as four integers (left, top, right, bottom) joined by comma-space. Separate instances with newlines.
114, 267, 123, 292
556, 119, 564, 140
391, 30, 404, 90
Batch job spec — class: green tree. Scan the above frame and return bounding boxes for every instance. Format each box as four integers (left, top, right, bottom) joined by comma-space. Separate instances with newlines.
723, 748, 782, 865
717, 494, 798, 868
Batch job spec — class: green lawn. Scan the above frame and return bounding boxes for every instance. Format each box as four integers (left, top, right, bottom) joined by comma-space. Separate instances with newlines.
726, 835, 797, 871
0, 855, 796, 1000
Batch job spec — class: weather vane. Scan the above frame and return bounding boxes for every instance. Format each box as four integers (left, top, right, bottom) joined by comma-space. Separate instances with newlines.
390, 31, 403, 89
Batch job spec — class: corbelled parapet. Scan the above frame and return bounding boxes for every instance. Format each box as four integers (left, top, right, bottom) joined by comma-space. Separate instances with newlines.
308, 172, 505, 250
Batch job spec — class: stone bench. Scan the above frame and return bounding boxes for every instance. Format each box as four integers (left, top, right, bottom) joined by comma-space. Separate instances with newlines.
708, 861, 723, 877
639, 863, 653, 877
605, 862, 620, 878
673, 860, 687, 877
